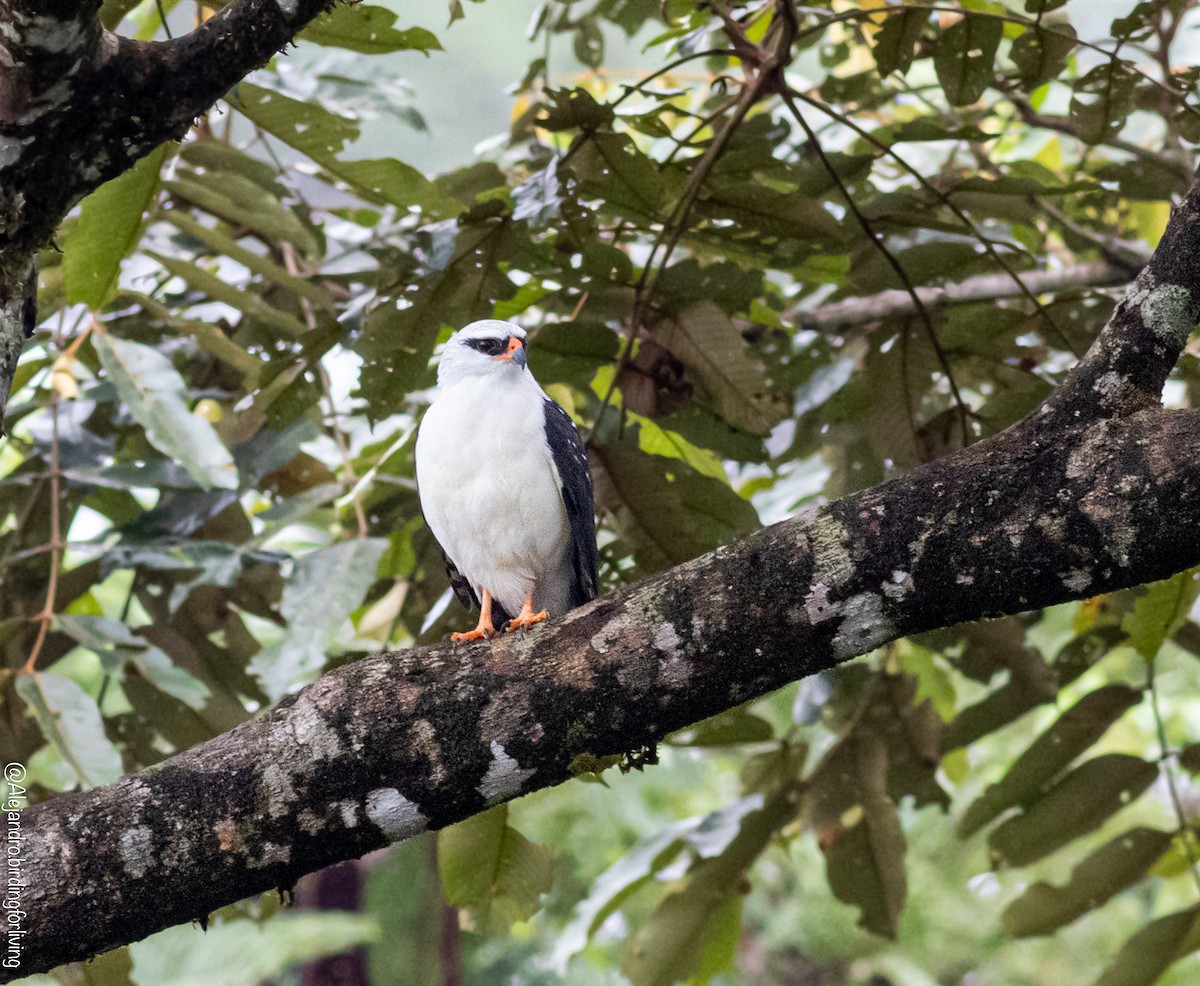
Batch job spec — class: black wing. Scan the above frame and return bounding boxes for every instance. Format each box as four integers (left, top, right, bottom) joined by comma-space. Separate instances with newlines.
543, 398, 599, 607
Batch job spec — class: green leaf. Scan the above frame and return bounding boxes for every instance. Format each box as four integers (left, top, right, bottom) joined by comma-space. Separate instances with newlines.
146, 251, 310, 338
934, 14, 1003, 106
64, 145, 165, 309
872, 9, 928, 76
555, 795, 765, 971
164, 172, 319, 258
93, 332, 239, 491
591, 431, 760, 573
1010, 23, 1078, 89
651, 302, 787, 436
668, 705, 775, 747
808, 733, 907, 938
301, 5, 441, 54
1124, 569, 1200, 660
100, 0, 145, 28
248, 537, 387, 700
527, 323, 619, 388
162, 209, 330, 306
1002, 827, 1174, 938
438, 804, 553, 934
624, 788, 800, 985
1179, 743, 1200, 775
1070, 60, 1138, 145
129, 912, 379, 986
988, 754, 1158, 867
569, 132, 677, 223
1093, 905, 1200, 986
15, 672, 123, 789
696, 181, 842, 245
230, 83, 455, 216
959, 684, 1143, 837
132, 646, 212, 711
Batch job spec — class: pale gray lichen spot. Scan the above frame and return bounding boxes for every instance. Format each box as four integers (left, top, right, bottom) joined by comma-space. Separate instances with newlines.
1062, 569, 1092, 593
290, 702, 342, 760
276, 0, 300, 15
955, 572, 975, 586
654, 623, 682, 656
882, 570, 912, 601
1141, 283, 1200, 349
261, 762, 297, 818
120, 825, 153, 879
20, 14, 87, 53
248, 842, 291, 869
590, 615, 625, 655
479, 740, 536, 804
1066, 426, 1111, 481
365, 787, 426, 842
0, 135, 31, 169
831, 593, 895, 659
1092, 370, 1125, 401
337, 800, 359, 829
803, 582, 838, 625
297, 808, 324, 836
808, 514, 854, 589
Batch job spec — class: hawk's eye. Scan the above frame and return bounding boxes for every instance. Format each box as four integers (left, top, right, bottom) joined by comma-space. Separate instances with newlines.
472, 338, 505, 356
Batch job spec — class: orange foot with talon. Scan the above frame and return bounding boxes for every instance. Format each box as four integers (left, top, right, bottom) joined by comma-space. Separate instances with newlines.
506, 591, 548, 633
451, 590, 496, 644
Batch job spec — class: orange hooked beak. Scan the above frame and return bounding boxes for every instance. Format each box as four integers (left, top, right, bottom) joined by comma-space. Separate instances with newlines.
493, 336, 527, 368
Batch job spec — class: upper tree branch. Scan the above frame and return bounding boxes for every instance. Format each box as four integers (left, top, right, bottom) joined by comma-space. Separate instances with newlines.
789, 259, 1143, 331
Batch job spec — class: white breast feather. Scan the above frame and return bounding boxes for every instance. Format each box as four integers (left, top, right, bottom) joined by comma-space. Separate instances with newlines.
415, 374, 571, 616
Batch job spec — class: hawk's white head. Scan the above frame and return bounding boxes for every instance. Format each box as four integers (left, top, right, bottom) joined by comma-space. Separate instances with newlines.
437, 319, 528, 386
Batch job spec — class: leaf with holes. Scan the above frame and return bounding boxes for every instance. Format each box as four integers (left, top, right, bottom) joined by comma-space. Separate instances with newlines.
959, 684, 1142, 837
301, 5, 440, 54
933, 14, 1003, 107
988, 754, 1158, 867
1010, 23, 1078, 90
1002, 827, 1174, 938
1070, 60, 1138, 145
651, 302, 786, 436
872, 8, 928, 76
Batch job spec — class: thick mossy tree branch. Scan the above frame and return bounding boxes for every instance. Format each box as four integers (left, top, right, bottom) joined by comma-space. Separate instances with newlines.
0, 0, 338, 418
12, 408, 1200, 978
12, 172, 1200, 977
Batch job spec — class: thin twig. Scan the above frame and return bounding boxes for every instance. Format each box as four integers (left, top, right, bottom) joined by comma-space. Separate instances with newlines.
21, 395, 62, 675
789, 87, 1080, 356
1147, 657, 1200, 899
780, 89, 972, 448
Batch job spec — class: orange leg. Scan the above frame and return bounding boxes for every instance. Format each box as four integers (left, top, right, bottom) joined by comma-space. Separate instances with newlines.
451, 590, 496, 643
506, 590, 548, 633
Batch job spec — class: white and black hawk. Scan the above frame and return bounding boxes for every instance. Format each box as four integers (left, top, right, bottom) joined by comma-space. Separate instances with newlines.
415, 319, 599, 642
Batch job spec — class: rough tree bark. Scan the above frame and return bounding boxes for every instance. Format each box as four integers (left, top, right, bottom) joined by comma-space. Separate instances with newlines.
0, 0, 336, 418
7, 167, 1200, 978
6, 2, 1200, 980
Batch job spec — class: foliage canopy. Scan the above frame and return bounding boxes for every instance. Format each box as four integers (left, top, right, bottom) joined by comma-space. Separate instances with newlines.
6, 0, 1200, 983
